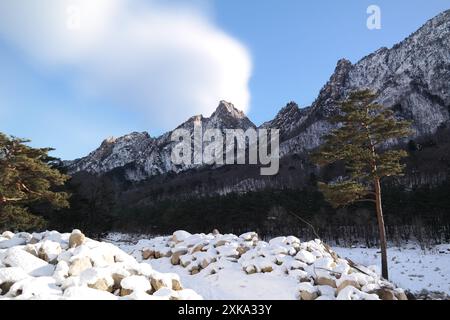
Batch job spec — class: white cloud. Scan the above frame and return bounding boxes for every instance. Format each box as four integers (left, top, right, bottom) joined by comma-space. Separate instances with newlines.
0, 0, 252, 128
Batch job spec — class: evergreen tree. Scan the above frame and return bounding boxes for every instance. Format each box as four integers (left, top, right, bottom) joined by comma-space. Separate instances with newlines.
0, 133, 70, 231
312, 90, 412, 279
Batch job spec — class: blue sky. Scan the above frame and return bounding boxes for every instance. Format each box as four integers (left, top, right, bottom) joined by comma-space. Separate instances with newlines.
0, 0, 449, 160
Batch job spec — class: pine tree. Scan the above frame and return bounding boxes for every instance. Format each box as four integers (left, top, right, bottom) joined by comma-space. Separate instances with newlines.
312, 90, 412, 279
0, 133, 70, 231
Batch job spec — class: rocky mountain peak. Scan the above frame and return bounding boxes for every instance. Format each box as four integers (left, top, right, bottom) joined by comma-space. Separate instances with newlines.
211, 101, 247, 120
279, 101, 300, 114
312, 58, 352, 113
207, 101, 255, 130
260, 101, 308, 137
67, 9, 450, 182
100, 136, 117, 147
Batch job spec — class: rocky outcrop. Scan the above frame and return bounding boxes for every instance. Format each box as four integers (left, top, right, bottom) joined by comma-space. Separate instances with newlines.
0, 230, 202, 300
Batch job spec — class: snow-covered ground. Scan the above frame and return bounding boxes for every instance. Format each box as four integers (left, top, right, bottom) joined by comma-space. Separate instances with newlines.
334, 245, 450, 296
2, 229, 448, 300
107, 231, 409, 300
107, 232, 450, 300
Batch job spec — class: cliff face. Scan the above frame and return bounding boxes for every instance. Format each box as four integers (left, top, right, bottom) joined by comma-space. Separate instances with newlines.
67, 10, 450, 187
276, 10, 450, 156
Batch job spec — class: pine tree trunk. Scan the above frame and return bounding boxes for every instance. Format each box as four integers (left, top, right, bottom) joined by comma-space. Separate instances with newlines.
374, 178, 389, 279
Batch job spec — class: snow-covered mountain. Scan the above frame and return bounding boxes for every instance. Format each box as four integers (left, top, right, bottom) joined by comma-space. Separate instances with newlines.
67, 10, 450, 182
276, 9, 450, 156
67, 101, 255, 181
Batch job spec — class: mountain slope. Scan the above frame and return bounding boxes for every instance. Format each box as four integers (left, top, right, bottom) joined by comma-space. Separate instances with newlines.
277, 9, 450, 155
68, 10, 450, 184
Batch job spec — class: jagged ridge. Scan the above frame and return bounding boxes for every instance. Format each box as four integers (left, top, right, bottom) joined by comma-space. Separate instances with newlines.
67, 10, 450, 182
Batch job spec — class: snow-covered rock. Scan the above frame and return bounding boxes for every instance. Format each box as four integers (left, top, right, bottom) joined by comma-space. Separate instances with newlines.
38, 240, 62, 263
69, 230, 86, 248
3, 247, 55, 277
0, 267, 29, 294
0, 229, 410, 300
133, 230, 406, 300
172, 231, 192, 243
0, 230, 202, 300
0, 237, 26, 249
120, 275, 151, 296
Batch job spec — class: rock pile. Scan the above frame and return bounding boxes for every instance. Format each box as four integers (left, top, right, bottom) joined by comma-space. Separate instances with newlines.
0, 230, 202, 300
133, 230, 408, 300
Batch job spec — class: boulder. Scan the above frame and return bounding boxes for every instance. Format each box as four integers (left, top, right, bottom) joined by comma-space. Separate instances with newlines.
245, 265, 256, 275
316, 276, 337, 288
7, 276, 62, 298
298, 282, 319, 300
171, 249, 188, 265
190, 267, 200, 275
142, 249, 154, 260
200, 259, 210, 269
88, 278, 112, 292
79, 268, 114, 292
239, 232, 258, 241
150, 277, 167, 291
394, 289, 408, 301
337, 286, 379, 300
89, 249, 116, 268
3, 247, 55, 277
68, 256, 92, 276
0, 267, 29, 295
0, 237, 26, 249
236, 246, 249, 256
376, 288, 397, 300
192, 243, 205, 254
53, 261, 69, 284
337, 280, 361, 294
215, 240, 228, 247
1, 231, 14, 240
154, 249, 172, 259
120, 275, 151, 296
172, 231, 191, 243
24, 244, 38, 257
261, 266, 273, 273
295, 250, 315, 264
69, 230, 85, 248
112, 272, 128, 289
317, 285, 336, 297
38, 240, 62, 263
180, 255, 192, 268
300, 290, 319, 300
172, 279, 183, 291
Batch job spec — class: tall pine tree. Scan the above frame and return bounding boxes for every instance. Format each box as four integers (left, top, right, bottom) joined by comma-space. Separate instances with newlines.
312, 90, 412, 279
0, 133, 70, 231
